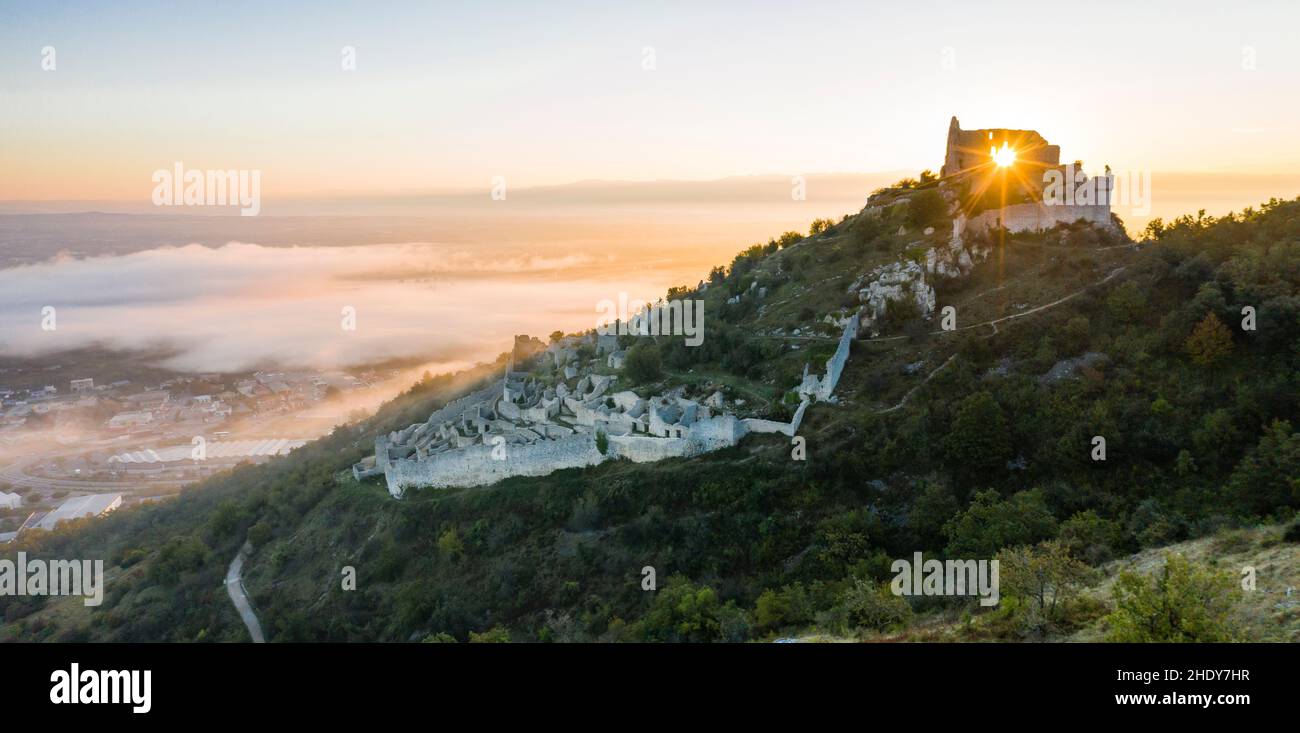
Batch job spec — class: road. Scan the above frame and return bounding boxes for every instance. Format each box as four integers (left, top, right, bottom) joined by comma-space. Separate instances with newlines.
0, 450, 184, 493
224, 541, 266, 643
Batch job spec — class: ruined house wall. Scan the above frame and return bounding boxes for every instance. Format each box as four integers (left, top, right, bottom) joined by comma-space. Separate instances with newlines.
687, 413, 747, 449
607, 434, 695, 462
744, 395, 811, 437
423, 384, 500, 427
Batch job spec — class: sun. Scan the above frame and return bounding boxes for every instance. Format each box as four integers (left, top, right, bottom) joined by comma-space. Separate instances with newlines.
991, 142, 1016, 168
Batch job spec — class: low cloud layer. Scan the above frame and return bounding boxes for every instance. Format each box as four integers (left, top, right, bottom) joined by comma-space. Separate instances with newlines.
0, 241, 681, 373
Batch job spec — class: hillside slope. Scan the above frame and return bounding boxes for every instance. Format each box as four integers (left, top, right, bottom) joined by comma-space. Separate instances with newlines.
4, 193, 1298, 643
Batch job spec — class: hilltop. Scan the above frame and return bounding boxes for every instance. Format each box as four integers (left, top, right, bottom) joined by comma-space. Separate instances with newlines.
3, 177, 1298, 642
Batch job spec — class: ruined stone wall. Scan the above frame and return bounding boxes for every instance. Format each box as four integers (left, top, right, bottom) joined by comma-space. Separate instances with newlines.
967, 202, 1113, 234
384, 433, 606, 496
818, 313, 858, 400
942, 117, 1060, 178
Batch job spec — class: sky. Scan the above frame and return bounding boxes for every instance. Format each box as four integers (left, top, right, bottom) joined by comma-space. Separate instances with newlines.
3, 0, 1300, 201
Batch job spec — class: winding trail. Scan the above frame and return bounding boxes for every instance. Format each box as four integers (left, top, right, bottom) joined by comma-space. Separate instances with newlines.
225, 540, 265, 643
859, 265, 1129, 343
877, 354, 957, 414
866, 266, 1128, 413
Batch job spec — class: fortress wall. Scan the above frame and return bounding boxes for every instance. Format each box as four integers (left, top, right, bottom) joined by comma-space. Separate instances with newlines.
818, 313, 859, 400
385, 433, 606, 496
789, 398, 810, 433
968, 203, 1112, 234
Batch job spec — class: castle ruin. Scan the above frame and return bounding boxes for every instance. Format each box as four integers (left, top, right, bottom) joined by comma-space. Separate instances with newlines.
356, 318, 857, 497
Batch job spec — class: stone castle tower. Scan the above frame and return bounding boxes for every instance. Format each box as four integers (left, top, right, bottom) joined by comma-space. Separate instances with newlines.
940, 116, 1061, 178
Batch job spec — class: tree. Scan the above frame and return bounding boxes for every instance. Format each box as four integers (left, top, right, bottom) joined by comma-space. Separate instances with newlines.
1058, 510, 1123, 565
247, 519, 272, 548
754, 583, 813, 633
623, 341, 662, 383
1227, 419, 1300, 516
1061, 316, 1091, 354
907, 480, 960, 550
635, 576, 726, 642
549, 330, 564, 343
809, 218, 834, 236
468, 627, 511, 643
943, 392, 1012, 481
776, 231, 802, 248
1104, 553, 1240, 642
437, 528, 464, 559
905, 189, 948, 230
997, 541, 1095, 635
839, 578, 912, 632
943, 489, 1058, 557
1105, 281, 1147, 324
1184, 312, 1234, 367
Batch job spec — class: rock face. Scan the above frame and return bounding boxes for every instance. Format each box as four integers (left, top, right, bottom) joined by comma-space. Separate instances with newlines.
1039, 352, 1108, 385
854, 260, 936, 335
926, 217, 990, 278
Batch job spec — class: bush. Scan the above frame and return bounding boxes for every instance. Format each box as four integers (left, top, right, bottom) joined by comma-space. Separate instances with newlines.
623, 341, 662, 383
1104, 553, 1240, 642
468, 626, 511, 643
943, 489, 1058, 557
754, 583, 814, 633
840, 578, 912, 633
1058, 510, 1122, 565
905, 189, 948, 229
635, 576, 733, 642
